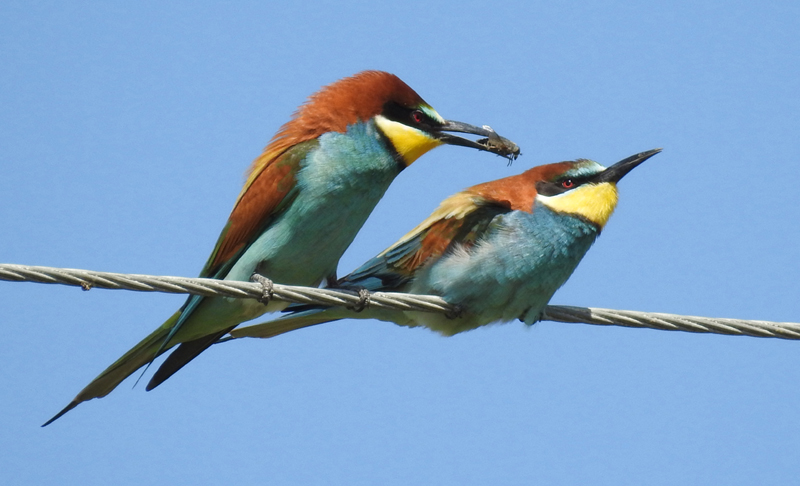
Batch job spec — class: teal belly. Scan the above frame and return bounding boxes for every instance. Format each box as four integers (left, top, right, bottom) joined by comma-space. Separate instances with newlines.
410, 204, 599, 333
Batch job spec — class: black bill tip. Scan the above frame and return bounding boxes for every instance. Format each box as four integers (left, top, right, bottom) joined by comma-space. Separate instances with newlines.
592, 148, 662, 184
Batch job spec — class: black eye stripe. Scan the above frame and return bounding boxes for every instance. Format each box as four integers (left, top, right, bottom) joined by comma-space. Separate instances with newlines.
536, 176, 593, 196
382, 102, 434, 126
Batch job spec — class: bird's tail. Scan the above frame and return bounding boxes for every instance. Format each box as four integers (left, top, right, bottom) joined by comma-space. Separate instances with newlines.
229, 308, 343, 340
42, 311, 182, 426
145, 327, 234, 391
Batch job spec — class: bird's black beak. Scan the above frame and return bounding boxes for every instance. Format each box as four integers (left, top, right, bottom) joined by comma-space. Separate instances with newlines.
434, 120, 521, 161
592, 148, 662, 184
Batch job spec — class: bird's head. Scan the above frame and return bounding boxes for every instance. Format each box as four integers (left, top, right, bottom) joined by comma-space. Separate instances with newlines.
470, 149, 660, 229
532, 149, 662, 228
263, 70, 519, 169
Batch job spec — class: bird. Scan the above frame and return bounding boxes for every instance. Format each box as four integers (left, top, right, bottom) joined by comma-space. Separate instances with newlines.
44, 70, 519, 425
228, 149, 661, 340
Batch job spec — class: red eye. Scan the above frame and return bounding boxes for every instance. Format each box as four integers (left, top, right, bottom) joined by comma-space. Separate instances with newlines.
561, 179, 575, 189
411, 110, 424, 123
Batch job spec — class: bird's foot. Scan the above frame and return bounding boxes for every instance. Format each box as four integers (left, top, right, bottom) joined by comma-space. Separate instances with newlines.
347, 288, 371, 312
250, 273, 274, 305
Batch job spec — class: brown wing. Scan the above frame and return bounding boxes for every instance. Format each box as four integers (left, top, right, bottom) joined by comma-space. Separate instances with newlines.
340, 192, 512, 290
198, 140, 316, 278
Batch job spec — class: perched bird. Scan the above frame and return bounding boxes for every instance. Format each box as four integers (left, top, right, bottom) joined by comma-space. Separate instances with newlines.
45, 70, 518, 425
229, 149, 660, 340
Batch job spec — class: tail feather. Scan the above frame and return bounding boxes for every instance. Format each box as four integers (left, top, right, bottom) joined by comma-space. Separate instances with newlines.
145, 327, 234, 391
229, 309, 341, 340
43, 311, 181, 426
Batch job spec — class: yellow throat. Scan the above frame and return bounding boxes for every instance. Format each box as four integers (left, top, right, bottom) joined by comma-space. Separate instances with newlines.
374, 115, 443, 166
538, 182, 619, 228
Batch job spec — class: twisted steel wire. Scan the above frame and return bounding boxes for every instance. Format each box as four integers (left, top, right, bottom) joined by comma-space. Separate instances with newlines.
2, 263, 798, 340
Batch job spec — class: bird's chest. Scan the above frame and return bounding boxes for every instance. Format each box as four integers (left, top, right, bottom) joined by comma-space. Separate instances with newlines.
227, 127, 399, 285
284, 131, 399, 249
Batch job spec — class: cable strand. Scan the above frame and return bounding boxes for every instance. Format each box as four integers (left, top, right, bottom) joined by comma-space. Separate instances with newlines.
2, 263, 798, 340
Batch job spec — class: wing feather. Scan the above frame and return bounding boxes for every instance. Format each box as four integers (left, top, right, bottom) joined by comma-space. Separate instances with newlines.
341, 192, 512, 291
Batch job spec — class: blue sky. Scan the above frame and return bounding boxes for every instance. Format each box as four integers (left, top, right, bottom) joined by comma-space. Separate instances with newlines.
2, 1, 799, 484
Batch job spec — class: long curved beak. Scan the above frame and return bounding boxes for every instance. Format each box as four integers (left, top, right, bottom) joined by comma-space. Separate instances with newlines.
592, 148, 662, 184
435, 120, 521, 161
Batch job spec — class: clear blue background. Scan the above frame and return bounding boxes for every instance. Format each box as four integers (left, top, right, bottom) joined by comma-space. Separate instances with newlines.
2, 1, 799, 484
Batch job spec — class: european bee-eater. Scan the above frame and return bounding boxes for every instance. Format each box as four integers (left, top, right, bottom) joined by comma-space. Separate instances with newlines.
45, 70, 518, 425
229, 149, 660, 340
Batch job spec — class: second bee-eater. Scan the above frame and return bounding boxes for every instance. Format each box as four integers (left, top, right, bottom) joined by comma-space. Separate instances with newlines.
230, 149, 660, 339
45, 70, 518, 425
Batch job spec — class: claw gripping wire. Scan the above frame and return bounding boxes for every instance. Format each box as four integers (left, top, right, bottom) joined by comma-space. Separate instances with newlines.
347, 288, 371, 312
250, 273, 274, 305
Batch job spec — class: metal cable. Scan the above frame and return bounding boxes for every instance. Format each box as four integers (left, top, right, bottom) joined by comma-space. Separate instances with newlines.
1, 263, 798, 340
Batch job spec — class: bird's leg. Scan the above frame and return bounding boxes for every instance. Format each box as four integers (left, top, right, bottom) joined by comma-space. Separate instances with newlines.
324, 272, 338, 288
445, 304, 464, 320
